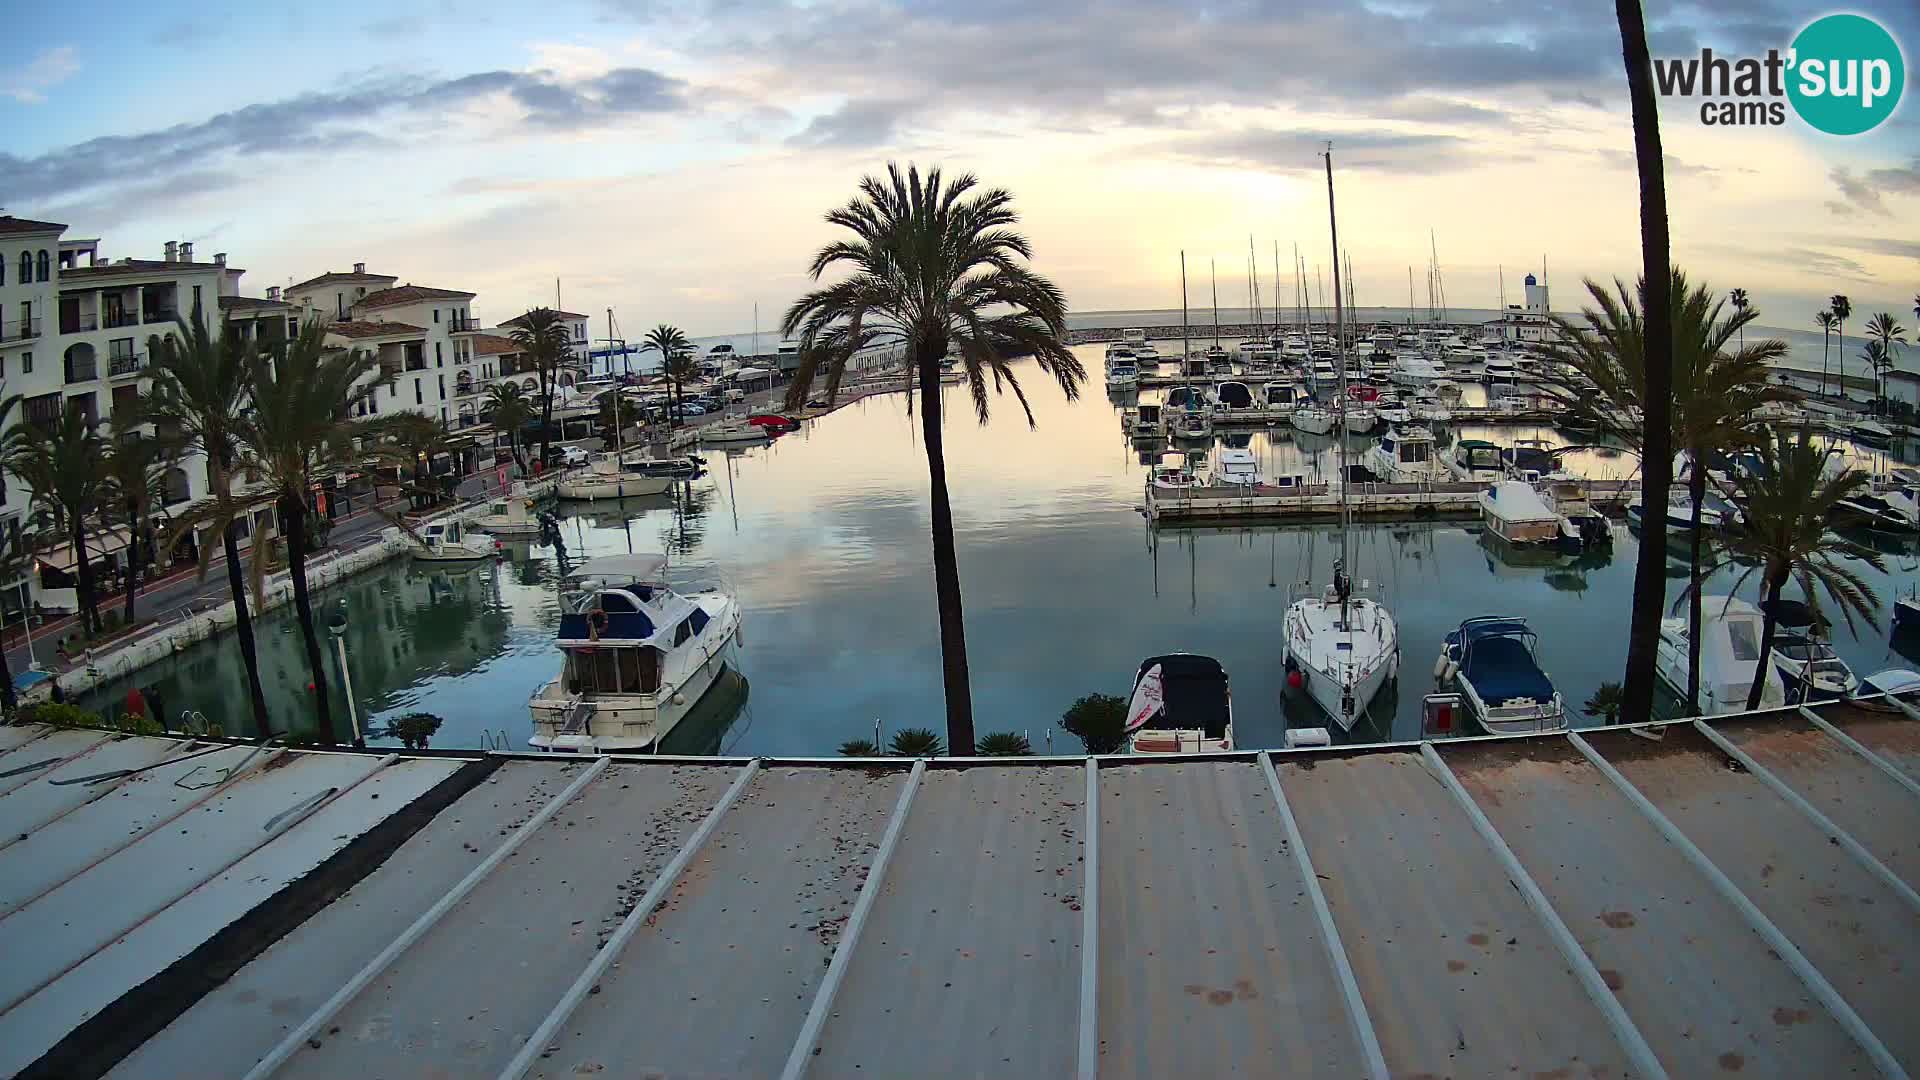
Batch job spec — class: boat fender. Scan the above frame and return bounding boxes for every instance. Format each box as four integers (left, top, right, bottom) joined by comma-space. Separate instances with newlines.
1440, 658, 1459, 684
1432, 653, 1450, 681
587, 607, 608, 641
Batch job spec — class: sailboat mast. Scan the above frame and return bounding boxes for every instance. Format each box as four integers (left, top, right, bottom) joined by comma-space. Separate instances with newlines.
1273, 241, 1282, 334
608, 306, 623, 455
1210, 259, 1220, 351
1181, 252, 1191, 375
1407, 267, 1414, 325
1325, 143, 1349, 622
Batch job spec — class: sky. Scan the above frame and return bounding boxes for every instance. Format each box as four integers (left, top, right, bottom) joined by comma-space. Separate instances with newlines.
4, 0, 1917, 340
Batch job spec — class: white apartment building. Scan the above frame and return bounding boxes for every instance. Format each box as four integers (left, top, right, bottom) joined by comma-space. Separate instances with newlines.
286, 267, 481, 427
499, 308, 594, 366
0, 215, 64, 612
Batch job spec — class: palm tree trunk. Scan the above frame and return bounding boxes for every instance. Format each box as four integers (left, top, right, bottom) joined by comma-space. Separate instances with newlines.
70, 509, 101, 638
123, 499, 140, 625
1821, 331, 1829, 396
918, 348, 974, 754
1746, 575, 1784, 711
1615, 0, 1675, 727
283, 494, 337, 743
1685, 465, 1706, 714
223, 520, 272, 735
0, 616, 15, 715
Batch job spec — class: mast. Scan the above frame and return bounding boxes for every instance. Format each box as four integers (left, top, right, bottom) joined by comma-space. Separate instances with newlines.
1325, 142, 1349, 623
608, 307, 622, 455
1249, 236, 1262, 334
1181, 252, 1191, 378
1210, 259, 1220, 351
1273, 241, 1283, 334
1408, 267, 1415, 325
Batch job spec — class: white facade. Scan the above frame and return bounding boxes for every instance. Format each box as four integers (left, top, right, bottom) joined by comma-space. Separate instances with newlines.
0, 217, 64, 611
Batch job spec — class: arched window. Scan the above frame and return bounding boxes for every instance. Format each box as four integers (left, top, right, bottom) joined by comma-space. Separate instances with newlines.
16, 252, 28, 283
35, 250, 49, 282
162, 467, 191, 505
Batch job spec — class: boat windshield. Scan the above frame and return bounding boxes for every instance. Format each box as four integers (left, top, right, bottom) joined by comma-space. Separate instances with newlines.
564, 645, 661, 694
1725, 619, 1762, 661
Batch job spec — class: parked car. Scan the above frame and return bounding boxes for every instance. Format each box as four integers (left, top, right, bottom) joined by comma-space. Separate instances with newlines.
544, 444, 590, 468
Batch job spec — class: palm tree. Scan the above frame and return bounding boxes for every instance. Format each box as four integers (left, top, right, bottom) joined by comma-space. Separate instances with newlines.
1912, 293, 1918, 325
100, 412, 178, 625
144, 312, 270, 734
1729, 287, 1748, 351
0, 525, 29, 715
233, 320, 384, 744
1606, 0, 1677, 727
6, 408, 110, 638
887, 726, 945, 757
367, 413, 457, 509
641, 326, 692, 426
782, 164, 1086, 753
1830, 294, 1852, 398
1815, 310, 1837, 395
1865, 312, 1908, 404
1539, 271, 1791, 714
507, 309, 573, 469
485, 383, 533, 474
1862, 340, 1891, 409
1710, 428, 1882, 709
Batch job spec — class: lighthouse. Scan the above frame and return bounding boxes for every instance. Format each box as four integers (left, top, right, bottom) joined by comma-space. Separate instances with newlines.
1524, 272, 1549, 314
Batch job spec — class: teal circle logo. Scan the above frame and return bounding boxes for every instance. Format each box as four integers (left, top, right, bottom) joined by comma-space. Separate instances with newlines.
1788, 14, 1905, 135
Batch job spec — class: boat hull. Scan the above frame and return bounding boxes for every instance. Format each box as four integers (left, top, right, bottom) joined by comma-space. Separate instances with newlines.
1282, 598, 1398, 731
557, 475, 674, 500
530, 607, 741, 752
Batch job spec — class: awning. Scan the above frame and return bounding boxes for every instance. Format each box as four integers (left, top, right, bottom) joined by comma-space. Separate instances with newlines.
731, 367, 770, 381
36, 527, 133, 573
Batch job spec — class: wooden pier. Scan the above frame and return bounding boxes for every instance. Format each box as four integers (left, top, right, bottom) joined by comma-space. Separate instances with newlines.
1145, 478, 1641, 524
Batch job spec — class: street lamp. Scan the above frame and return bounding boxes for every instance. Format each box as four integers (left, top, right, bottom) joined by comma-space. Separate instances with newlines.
327, 601, 364, 747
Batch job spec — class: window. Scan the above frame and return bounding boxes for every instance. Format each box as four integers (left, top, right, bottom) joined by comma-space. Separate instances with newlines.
191, 285, 201, 313
437, 374, 444, 398
287, 317, 298, 337
435, 342, 444, 366
35, 250, 49, 282
674, 618, 693, 646
1, 254, 5, 285
20, 352, 30, 375
414, 378, 422, 405
16, 253, 27, 283
433, 309, 440, 323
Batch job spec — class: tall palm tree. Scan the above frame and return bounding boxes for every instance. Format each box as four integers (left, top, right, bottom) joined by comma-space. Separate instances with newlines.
1865, 312, 1908, 404
1912, 293, 1918, 325
1710, 428, 1881, 709
1728, 287, 1748, 351
1815, 310, 1837, 395
100, 412, 178, 625
145, 312, 270, 734
1830, 294, 1852, 398
507, 309, 573, 468
368, 413, 458, 509
0, 524, 28, 715
233, 320, 384, 744
641, 325, 692, 426
1538, 271, 1790, 713
1608, 0, 1676, 728
6, 408, 110, 638
485, 382, 533, 474
782, 163, 1086, 753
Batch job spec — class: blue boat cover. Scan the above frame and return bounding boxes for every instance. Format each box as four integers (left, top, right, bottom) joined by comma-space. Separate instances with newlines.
1461, 636, 1556, 704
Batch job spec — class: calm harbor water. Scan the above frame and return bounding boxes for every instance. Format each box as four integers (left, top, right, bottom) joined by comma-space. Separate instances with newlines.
81, 344, 1920, 753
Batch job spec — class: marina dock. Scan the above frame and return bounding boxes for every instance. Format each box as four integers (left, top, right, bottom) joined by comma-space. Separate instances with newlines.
1146, 477, 1640, 523
11, 694, 1920, 1078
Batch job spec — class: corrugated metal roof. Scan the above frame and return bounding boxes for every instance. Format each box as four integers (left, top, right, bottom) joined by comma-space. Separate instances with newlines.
3, 696, 1919, 1079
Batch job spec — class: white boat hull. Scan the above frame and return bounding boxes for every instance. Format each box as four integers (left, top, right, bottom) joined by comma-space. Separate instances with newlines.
530, 606, 741, 752
1283, 596, 1398, 731
557, 474, 674, 499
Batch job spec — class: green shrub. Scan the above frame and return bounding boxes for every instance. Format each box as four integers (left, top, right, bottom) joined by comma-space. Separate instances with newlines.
838, 738, 880, 757
976, 732, 1033, 756
17, 702, 108, 730
1062, 693, 1128, 754
389, 711, 444, 751
886, 727, 945, 757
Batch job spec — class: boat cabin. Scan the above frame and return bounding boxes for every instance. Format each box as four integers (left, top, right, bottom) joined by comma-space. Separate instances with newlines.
1214, 382, 1254, 410
1380, 427, 1434, 468
1128, 653, 1232, 753
1264, 382, 1299, 407
556, 555, 715, 697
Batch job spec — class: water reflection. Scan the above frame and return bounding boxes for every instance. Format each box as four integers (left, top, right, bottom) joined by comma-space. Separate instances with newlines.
65, 345, 1920, 754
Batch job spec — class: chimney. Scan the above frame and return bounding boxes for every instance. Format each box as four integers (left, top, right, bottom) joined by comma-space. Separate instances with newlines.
352, 261, 366, 274
267, 286, 281, 301
213, 252, 227, 267
180, 241, 194, 262
164, 241, 178, 263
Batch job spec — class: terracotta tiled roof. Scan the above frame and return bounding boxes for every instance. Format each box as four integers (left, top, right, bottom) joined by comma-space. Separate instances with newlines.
355, 285, 477, 310
470, 333, 521, 356
0, 215, 67, 236
57, 259, 234, 280
287, 270, 398, 293
325, 320, 427, 340
218, 295, 291, 312
500, 309, 589, 326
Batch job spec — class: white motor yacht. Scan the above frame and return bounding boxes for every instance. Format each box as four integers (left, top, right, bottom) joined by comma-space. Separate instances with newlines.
1478, 480, 1566, 546
558, 453, 677, 499
1446, 438, 1505, 482
1484, 354, 1517, 381
1105, 355, 1139, 390
1209, 447, 1266, 488
1150, 451, 1203, 492
1655, 595, 1786, 715
1263, 381, 1301, 416
1126, 654, 1234, 754
1390, 354, 1442, 387
1134, 342, 1162, 366
409, 518, 499, 562
1364, 425, 1445, 483
469, 483, 551, 537
529, 555, 742, 752
1409, 394, 1453, 424
1374, 395, 1410, 425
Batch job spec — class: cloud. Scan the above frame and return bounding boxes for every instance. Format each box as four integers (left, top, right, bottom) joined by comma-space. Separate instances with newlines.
0, 66, 688, 208
1163, 128, 1475, 174
1827, 236, 1920, 262
1827, 158, 1919, 218
788, 100, 912, 148
1591, 148, 1740, 180
5, 46, 78, 104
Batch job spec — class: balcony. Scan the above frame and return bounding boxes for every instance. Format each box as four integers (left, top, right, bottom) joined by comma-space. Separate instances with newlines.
454, 380, 479, 397
65, 358, 98, 384
143, 308, 179, 325
404, 357, 427, 372
0, 318, 40, 343
447, 314, 481, 333
59, 313, 97, 334
108, 352, 145, 379
103, 310, 140, 330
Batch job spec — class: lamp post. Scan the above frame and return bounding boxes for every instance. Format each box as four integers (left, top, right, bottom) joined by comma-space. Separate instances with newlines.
328, 602, 363, 747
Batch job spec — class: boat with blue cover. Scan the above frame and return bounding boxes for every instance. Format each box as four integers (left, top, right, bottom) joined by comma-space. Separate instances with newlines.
1436, 616, 1566, 734
529, 554, 741, 753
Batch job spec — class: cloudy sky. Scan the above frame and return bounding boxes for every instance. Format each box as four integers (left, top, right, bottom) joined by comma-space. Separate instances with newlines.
5, 0, 1917, 337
